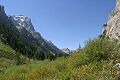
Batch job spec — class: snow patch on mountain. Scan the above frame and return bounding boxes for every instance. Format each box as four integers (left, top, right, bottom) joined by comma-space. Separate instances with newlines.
9, 15, 35, 31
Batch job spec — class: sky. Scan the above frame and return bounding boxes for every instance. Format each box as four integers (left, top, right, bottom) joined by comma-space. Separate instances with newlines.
0, 0, 115, 50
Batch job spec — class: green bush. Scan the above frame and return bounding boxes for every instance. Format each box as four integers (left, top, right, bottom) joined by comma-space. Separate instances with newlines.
83, 38, 119, 62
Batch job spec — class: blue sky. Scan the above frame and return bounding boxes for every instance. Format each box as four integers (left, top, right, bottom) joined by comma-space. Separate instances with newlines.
1, 0, 115, 50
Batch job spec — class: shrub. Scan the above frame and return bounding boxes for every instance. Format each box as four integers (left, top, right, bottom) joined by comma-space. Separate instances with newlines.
83, 38, 119, 62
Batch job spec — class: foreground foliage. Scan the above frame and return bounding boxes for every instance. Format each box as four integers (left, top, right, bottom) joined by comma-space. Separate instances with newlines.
0, 38, 120, 80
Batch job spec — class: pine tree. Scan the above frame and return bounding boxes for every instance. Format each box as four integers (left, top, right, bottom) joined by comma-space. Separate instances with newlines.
79, 44, 81, 49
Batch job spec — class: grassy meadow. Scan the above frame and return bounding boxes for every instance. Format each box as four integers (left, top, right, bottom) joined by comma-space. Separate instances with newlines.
0, 37, 120, 80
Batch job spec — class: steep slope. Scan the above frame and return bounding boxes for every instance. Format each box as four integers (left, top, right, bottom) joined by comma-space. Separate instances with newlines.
0, 39, 33, 71
9, 15, 64, 55
0, 40, 17, 69
102, 0, 120, 40
0, 5, 64, 60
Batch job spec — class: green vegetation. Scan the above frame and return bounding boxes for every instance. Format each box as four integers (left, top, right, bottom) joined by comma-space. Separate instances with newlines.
0, 40, 34, 72
0, 37, 120, 80
0, 19, 63, 61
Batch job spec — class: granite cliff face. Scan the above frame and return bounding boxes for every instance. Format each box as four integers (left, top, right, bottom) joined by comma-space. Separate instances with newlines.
0, 5, 6, 16
0, 5, 13, 24
102, 0, 120, 40
9, 15, 35, 31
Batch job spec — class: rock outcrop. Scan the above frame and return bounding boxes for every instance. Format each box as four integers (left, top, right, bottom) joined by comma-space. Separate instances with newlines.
0, 5, 5, 15
9, 15, 35, 31
0, 5, 9, 20
61, 48, 71, 54
9, 15, 43, 40
102, 0, 120, 40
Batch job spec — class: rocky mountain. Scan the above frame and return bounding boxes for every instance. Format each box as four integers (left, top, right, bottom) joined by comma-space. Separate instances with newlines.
0, 5, 13, 25
9, 15, 64, 54
9, 15, 44, 44
9, 15, 35, 31
61, 48, 70, 54
0, 5, 7, 17
102, 0, 120, 40
0, 5, 64, 60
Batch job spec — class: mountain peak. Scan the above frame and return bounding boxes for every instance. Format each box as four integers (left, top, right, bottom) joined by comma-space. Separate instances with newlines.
9, 15, 35, 31
0, 5, 4, 13
61, 48, 70, 54
0, 5, 6, 16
